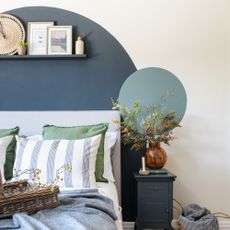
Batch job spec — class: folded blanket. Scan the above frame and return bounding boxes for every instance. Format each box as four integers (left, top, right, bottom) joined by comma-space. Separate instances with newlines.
0, 189, 118, 230
178, 204, 219, 230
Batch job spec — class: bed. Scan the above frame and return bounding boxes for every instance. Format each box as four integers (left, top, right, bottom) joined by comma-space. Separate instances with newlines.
0, 111, 122, 230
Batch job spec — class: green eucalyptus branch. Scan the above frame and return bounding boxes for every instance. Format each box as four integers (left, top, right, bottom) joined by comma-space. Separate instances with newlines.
112, 94, 181, 151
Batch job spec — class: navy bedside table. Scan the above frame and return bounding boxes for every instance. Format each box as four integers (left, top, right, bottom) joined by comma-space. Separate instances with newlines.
134, 171, 176, 230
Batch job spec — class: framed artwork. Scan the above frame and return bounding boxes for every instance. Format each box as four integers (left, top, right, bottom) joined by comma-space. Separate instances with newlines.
27, 22, 54, 55
47, 26, 72, 55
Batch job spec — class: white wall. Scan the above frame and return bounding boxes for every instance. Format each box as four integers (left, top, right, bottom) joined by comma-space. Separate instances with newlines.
2, 0, 230, 214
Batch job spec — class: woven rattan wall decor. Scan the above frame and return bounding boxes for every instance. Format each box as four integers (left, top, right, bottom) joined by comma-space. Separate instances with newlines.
0, 14, 25, 55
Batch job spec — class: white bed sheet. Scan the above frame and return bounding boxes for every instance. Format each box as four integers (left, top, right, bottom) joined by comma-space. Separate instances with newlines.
97, 182, 123, 230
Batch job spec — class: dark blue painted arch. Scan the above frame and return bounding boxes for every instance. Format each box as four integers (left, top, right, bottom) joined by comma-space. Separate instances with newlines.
1, 6, 136, 110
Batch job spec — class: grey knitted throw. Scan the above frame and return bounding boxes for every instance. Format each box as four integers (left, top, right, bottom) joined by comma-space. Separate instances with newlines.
0, 189, 117, 230
178, 204, 219, 230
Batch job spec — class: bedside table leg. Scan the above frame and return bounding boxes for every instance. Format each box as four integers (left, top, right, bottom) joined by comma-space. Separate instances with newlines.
135, 221, 142, 230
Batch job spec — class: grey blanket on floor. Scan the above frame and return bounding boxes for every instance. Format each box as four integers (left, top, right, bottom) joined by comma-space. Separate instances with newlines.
0, 189, 118, 230
178, 204, 219, 230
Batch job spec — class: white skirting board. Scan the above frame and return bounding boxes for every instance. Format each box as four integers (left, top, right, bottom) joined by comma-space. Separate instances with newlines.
219, 218, 230, 230
122, 220, 230, 230
123, 222, 135, 230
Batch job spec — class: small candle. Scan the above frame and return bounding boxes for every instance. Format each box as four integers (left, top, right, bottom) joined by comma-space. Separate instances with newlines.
142, 157, 146, 171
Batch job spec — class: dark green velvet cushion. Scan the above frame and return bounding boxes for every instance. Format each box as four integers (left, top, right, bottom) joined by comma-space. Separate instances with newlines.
43, 123, 108, 182
0, 127, 19, 180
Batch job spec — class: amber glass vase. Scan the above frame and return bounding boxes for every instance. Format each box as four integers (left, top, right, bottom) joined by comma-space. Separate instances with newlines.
145, 142, 167, 169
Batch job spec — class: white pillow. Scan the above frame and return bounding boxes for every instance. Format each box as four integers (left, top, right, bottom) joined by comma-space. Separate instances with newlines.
14, 134, 101, 188
103, 131, 118, 182
0, 135, 13, 182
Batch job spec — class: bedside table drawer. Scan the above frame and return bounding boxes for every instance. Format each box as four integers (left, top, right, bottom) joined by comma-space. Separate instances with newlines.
141, 182, 168, 200
140, 202, 169, 222
142, 182, 168, 192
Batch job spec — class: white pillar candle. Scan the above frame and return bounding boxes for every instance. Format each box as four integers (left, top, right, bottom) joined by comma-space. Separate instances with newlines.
142, 157, 146, 171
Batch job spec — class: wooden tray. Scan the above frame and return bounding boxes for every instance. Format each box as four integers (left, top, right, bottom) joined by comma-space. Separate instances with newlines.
0, 171, 59, 216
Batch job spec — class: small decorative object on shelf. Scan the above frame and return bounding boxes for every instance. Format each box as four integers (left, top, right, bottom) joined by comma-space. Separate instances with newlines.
112, 92, 181, 169
75, 35, 84, 55
17, 41, 27, 55
0, 14, 25, 55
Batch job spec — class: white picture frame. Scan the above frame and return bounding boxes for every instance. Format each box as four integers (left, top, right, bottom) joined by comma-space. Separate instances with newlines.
27, 22, 54, 55
47, 26, 72, 55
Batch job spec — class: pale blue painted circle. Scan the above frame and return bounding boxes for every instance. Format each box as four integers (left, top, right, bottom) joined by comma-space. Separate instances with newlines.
119, 67, 187, 122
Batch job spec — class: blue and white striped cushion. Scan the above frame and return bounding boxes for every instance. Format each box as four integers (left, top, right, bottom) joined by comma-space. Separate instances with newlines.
14, 134, 101, 188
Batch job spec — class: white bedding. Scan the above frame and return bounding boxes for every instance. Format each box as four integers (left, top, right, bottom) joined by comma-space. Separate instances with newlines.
97, 182, 123, 230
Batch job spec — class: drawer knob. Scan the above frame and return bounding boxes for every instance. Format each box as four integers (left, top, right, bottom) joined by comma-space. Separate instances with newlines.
154, 186, 159, 190
166, 209, 169, 213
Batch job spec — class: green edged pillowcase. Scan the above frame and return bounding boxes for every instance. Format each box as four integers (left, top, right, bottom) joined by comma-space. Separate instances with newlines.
43, 123, 108, 182
0, 127, 19, 180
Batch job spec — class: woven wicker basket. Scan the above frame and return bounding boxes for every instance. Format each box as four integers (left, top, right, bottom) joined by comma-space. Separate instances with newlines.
0, 171, 60, 217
